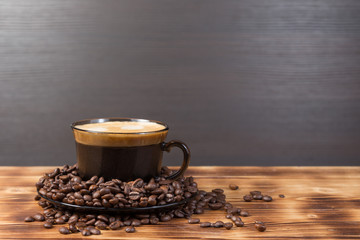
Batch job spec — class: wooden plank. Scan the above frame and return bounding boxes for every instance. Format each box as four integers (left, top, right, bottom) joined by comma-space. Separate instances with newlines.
0, 167, 360, 239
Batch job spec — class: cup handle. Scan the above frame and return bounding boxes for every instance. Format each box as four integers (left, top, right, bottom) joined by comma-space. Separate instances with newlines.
161, 140, 191, 180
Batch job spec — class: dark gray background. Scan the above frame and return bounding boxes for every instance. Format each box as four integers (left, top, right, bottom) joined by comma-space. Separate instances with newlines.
1, 0, 360, 166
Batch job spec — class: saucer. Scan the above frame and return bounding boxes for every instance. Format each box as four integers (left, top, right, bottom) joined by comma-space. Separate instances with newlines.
37, 189, 189, 214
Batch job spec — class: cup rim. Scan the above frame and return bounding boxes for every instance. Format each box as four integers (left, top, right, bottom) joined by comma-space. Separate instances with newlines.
71, 117, 169, 135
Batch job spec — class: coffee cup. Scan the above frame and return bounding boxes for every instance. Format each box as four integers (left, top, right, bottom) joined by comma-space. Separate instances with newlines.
71, 118, 190, 181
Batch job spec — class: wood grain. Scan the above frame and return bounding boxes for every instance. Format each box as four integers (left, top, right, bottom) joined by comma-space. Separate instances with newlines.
1, 0, 360, 166
0, 166, 360, 239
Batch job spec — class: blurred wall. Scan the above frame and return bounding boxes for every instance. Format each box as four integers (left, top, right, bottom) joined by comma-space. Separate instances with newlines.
1, 0, 360, 166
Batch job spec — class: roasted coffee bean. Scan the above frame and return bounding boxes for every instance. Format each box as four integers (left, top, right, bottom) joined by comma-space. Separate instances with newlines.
101, 193, 114, 200
250, 191, 261, 196
253, 194, 263, 200
95, 222, 108, 230
150, 217, 159, 224
243, 195, 253, 202
34, 195, 41, 201
69, 224, 78, 233
129, 192, 140, 201
55, 218, 65, 224
132, 219, 141, 227
240, 210, 249, 217
188, 218, 200, 224
231, 216, 241, 222
125, 226, 135, 233
200, 222, 211, 228
86, 219, 96, 226
43, 222, 53, 229
76, 221, 87, 228
59, 226, 70, 234
229, 184, 239, 190
83, 195, 92, 202
195, 208, 204, 214
99, 188, 111, 196
54, 212, 63, 219
160, 214, 172, 222
24, 216, 35, 222
208, 202, 223, 210
33, 213, 45, 221
140, 218, 150, 225
81, 229, 91, 236
75, 198, 85, 205
226, 214, 232, 219
279, 194, 285, 198
255, 222, 266, 232
213, 221, 224, 228
224, 222, 233, 230
97, 215, 109, 223
212, 188, 224, 194
90, 228, 101, 235
263, 195, 272, 202
109, 221, 122, 230
68, 214, 79, 224
124, 219, 132, 226
235, 220, 244, 227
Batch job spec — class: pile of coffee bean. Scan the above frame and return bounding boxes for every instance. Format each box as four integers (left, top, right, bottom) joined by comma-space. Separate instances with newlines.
35, 165, 198, 208
25, 164, 271, 235
243, 191, 273, 202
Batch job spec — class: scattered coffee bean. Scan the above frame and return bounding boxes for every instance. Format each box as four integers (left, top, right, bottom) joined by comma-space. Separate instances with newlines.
263, 195, 272, 202
81, 229, 91, 236
224, 222, 233, 230
255, 221, 266, 232
243, 195, 253, 202
235, 220, 244, 227
69, 224, 78, 233
212, 189, 224, 194
279, 194, 285, 198
24, 216, 35, 222
229, 184, 239, 190
240, 210, 249, 217
250, 191, 261, 196
253, 194, 263, 200
33, 213, 45, 221
125, 226, 135, 233
59, 226, 70, 234
213, 221, 224, 228
34, 195, 41, 201
200, 222, 211, 228
43, 222, 53, 229
188, 218, 200, 224
90, 228, 101, 235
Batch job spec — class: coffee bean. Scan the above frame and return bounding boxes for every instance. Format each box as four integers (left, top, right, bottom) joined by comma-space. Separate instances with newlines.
86, 219, 96, 226
243, 195, 253, 202
200, 222, 211, 228
229, 184, 239, 190
101, 193, 114, 200
24, 216, 35, 222
212, 188, 224, 194
99, 188, 111, 196
125, 226, 135, 233
188, 218, 200, 224
90, 228, 101, 235
250, 191, 261, 196
68, 214, 79, 224
263, 195, 273, 202
34, 195, 41, 201
224, 222, 233, 230
208, 202, 223, 210
235, 220, 244, 227
76, 221, 87, 228
255, 222, 266, 232
213, 221, 224, 228
231, 216, 241, 222
33, 213, 45, 221
109, 221, 122, 230
132, 219, 141, 227
140, 218, 150, 225
160, 214, 172, 222
74, 198, 85, 205
55, 218, 65, 224
59, 226, 70, 234
240, 210, 249, 217
150, 217, 159, 224
42, 222, 53, 229
129, 192, 140, 201
81, 229, 91, 236
97, 215, 109, 223
253, 194, 263, 200
69, 224, 78, 233
279, 194, 285, 198
83, 195, 92, 202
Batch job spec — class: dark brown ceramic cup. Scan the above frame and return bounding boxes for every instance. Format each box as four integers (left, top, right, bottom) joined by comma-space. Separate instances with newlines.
71, 118, 190, 181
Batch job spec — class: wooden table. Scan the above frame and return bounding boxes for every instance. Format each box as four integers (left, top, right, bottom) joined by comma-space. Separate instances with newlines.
0, 166, 359, 239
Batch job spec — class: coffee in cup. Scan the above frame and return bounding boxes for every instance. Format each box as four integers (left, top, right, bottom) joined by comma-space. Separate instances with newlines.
71, 118, 190, 181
